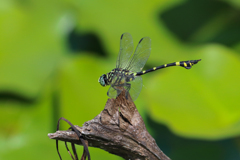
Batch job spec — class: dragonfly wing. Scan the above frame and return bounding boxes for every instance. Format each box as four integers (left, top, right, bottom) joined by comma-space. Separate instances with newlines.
107, 86, 118, 98
116, 33, 134, 69
125, 37, 151, 72
125, 76, 143, 101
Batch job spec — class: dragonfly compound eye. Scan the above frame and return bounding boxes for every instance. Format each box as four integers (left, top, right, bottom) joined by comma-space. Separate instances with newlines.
99, 74, 107, 86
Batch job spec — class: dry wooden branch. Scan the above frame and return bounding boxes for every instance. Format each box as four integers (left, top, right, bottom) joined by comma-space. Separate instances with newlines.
48, 90, 170, 160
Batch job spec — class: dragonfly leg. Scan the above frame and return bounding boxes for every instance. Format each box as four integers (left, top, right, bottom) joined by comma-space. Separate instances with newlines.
124, 83, 131, 100
108, 85, 123, 98
116, 88, 122, 97
114, 83, 131, 100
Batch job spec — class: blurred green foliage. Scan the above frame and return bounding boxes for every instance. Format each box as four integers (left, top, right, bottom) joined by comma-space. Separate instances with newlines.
0, 0, 240, 160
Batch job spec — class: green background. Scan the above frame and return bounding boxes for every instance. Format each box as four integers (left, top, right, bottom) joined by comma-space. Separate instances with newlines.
1, 0, 240, 159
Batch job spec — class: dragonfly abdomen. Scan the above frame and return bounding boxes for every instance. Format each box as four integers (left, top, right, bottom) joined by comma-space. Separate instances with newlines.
135, 59, 201, 76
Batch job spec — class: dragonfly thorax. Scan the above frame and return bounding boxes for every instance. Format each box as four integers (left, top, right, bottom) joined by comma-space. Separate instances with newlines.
99, 68, 136, 88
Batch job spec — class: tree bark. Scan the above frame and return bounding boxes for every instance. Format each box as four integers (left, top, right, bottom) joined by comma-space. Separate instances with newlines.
48, 90, 170, 160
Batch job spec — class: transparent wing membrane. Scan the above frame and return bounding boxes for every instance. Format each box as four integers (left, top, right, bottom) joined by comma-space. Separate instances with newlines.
125, 37, 151, 72
107, 86, 118, 98
116, 33, 134, 69
105, 34, 151, 101
127, 76, 143, 101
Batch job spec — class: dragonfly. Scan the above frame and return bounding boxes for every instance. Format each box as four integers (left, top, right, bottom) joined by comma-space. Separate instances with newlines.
98, 33, 201, 101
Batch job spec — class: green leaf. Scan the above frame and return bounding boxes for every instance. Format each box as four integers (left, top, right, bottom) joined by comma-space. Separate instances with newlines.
146, 44, 240, 139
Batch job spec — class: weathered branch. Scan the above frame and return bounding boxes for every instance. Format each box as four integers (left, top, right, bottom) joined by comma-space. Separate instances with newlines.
48, 90, 170, 160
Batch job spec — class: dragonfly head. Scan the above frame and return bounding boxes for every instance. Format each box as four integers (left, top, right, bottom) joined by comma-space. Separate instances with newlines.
98, 74, 107, 87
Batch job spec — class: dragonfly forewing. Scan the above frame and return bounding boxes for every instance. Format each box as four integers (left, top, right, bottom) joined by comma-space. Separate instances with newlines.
125, 37, 151, 72
116, 33, 134, 69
